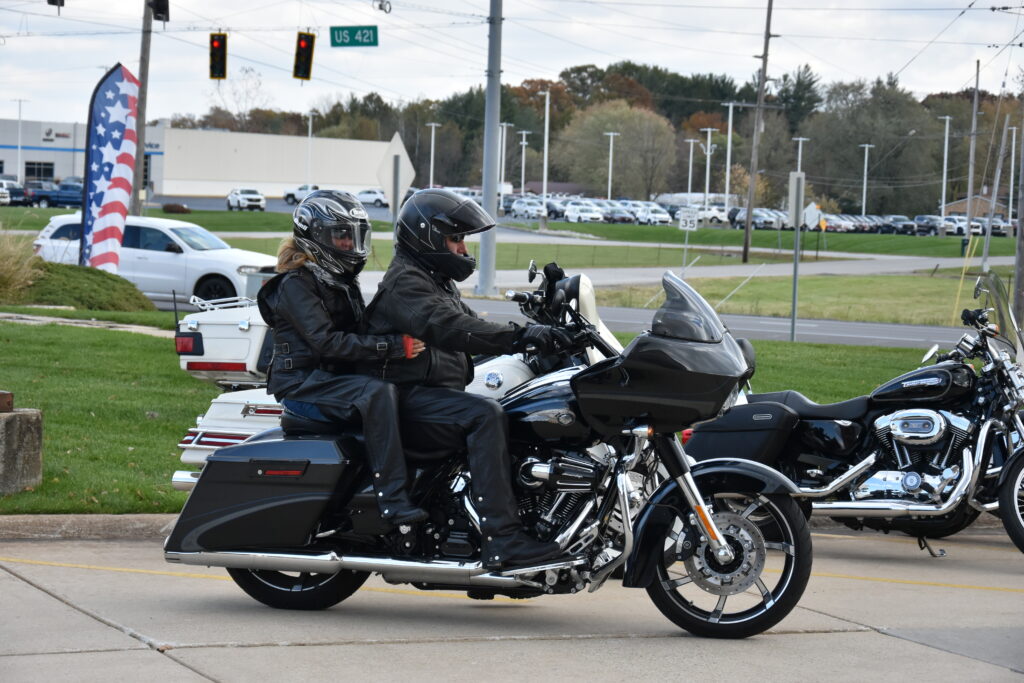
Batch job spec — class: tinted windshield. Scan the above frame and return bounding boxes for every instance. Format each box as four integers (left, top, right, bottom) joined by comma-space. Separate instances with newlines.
240, 189, 260, 195
170, 226, 229, 250
976, 273, 1023, 362
651, 271, 726, 342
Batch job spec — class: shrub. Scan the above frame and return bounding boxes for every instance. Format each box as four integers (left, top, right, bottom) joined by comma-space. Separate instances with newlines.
0, 232, 43, 302
14, 261, 156, 311
162, 203, 191, 214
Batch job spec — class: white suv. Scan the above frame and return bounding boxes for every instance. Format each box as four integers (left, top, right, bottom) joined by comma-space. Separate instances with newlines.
511, 198, 546, 219
226, 188, 266, 211
635, 204, 672, 225
283, 184, 320, 205
357, 189, 389, 208
564, 202, 604, 223
33, 214, 275, 305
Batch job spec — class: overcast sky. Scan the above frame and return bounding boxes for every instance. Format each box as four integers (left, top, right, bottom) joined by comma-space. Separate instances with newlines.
2, 0, 1022, 125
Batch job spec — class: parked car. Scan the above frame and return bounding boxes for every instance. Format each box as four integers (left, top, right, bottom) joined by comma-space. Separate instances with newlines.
226, 188, 266, 211
0, 187, 9, 206
33, 214, 276, 305
27, 182, 83, 209
913, 215, 944, 236
0, 179, 28, 206
879, 215, 915, 235
23, 180, 57, 206
635, 204, 672, 225
975, 217, 1008, 237
946, 216, 981, 236
356, 188, 389, 208
603, 203, 635, 223
735, 208, 781, 230
283, 184, 320, 205
564, 202, 605, 223
697, 204, 727, 224
510, 198, 545, 219
544, 199, 566, 219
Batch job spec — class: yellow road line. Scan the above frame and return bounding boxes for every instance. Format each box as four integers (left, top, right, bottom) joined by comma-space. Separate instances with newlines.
812, 570, 1024, 594
0, 556, 508, 601
812, 531, 1020, 553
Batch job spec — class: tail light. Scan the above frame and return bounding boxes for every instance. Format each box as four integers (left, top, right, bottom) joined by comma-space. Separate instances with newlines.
178, 429, 250, 449
185, 361, 247, 372
175, 331, 204, 355
680, 428, 694, 445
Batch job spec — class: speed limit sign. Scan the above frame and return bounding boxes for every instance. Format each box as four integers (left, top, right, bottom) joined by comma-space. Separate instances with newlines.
677, 207, 699, 231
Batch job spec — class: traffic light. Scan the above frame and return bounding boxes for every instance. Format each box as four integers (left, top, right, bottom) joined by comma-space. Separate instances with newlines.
148, 0, 169, 22
209, 33, 227, 80
293, 32, 315, 80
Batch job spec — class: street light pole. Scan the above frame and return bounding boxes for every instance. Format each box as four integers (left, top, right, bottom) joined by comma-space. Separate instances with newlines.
306, 110, 314, 187
859, 143, 874, 216
426, 122, 441, 188
723, 102, 735, 213
938, 116, 951, 217
604, 131, 619, 199
499, 121, 514, 212
792, 136, 809, 173
685, 138, 698, 197
700, 127, 718, 210
1010, 126, 1017, 224
518, 130, 531, 195
12, 98, 28, 185
541, 89, 550, 229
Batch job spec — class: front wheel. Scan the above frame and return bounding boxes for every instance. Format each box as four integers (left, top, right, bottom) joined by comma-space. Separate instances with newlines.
645, 493, 812, 639
999, 455, 1024, 553
38, 198, 50, 208
194, 275, 236, 301
227, 567, 369, 610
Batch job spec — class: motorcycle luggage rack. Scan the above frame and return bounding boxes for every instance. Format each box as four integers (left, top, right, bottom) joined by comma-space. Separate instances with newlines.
189, 295, 257, 311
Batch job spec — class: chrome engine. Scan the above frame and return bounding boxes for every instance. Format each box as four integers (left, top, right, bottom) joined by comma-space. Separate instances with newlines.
864, 409, 974, 502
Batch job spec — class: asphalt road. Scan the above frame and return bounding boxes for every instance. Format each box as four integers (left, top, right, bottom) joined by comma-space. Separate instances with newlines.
1, 529, 1021, 681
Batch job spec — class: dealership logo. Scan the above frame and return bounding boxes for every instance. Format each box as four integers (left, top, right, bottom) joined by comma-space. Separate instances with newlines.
41, 127, 71, 143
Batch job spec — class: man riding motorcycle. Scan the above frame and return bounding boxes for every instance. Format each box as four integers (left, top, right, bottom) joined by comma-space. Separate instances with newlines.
364, 188, 569, 568
256, 190, 427, 525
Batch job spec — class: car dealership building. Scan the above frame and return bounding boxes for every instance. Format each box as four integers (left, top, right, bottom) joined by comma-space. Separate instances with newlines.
0, 117, 405, 198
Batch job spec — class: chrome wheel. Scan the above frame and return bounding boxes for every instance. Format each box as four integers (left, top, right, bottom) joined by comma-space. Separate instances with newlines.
999, 455, 1024, 554
646, 493, 811, 638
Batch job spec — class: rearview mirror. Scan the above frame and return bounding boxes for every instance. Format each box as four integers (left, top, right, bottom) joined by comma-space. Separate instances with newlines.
527, 260, 537, 283
165, 242, 183, 254
921, 344, 939, 364
973, 276, 987, 300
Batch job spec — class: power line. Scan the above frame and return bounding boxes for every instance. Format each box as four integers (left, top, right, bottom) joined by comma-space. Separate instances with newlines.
893, 1, 977, 78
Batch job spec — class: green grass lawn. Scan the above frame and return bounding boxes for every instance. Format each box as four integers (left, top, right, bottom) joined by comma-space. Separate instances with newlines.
226, 237, 811, 272
1, 320, 923, 513
0, 306, 177, 330
599, 272, 982, 327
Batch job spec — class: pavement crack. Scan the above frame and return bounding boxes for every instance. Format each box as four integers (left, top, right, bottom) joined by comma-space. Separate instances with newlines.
0, 562, 218, 681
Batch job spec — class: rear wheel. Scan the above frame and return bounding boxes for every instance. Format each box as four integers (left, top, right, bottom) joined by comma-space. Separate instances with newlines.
38, 198, 50, 208
999, 455, 1024, 554
194, 275, 236, 301
227, 567, 369, 610
226, 202, 233, 211
645, 493, 812, 639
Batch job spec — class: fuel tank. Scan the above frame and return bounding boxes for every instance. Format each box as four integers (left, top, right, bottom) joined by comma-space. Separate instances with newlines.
870, 361, 975, 407
501, 367, 595, 447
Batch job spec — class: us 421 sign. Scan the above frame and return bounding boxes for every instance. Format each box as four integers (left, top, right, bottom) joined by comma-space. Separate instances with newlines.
330, 26, 378, 47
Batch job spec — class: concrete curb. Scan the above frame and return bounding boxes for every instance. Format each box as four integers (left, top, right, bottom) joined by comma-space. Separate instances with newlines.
0, 514, 177, 540
0, 511, 1003, 541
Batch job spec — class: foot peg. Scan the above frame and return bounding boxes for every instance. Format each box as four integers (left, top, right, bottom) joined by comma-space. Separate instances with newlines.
497, 556, 585, 577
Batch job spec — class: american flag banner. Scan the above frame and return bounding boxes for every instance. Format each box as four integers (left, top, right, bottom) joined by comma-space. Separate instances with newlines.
78, 63, 140, 272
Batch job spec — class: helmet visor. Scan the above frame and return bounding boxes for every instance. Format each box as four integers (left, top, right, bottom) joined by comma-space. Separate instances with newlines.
314, 220, 371, 260
432, 197, 495, 238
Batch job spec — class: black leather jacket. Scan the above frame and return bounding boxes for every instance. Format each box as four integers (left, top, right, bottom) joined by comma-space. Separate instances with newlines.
256, 268, 404, 400
364, 252, 517, 389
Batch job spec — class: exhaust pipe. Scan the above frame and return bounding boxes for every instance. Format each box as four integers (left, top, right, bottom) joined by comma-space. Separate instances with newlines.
172, 470, 200, 491
809, 419, 992, 518
165, 550, 534, 588
795, 452, 877, 498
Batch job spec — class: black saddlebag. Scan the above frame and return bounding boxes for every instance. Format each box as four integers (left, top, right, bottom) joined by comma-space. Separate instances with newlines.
164, 432, 365, 553
685, 401, 798, 465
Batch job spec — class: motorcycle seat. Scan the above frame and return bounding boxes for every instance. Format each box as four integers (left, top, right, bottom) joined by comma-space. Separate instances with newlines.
747, 390, 869, 421
280, 409, 459, 462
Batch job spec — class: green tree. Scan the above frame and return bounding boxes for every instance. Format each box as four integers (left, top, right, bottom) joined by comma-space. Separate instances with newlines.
776, 65, 822, 134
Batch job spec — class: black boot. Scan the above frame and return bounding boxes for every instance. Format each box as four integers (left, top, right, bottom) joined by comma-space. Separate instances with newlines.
483, 531, 564, 570
369, 466, 428, 525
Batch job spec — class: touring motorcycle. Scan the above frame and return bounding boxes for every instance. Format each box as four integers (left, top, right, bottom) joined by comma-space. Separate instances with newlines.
165, 269, 813, 639
686, 271, 1024, 553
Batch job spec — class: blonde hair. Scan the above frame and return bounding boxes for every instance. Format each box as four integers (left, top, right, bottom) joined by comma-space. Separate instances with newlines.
276, 237, 309, 272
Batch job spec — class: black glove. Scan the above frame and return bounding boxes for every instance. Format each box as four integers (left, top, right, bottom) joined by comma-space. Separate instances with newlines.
513, 324, 571, 354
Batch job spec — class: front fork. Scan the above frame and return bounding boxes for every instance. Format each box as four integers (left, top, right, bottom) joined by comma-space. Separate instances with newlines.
648, 431, 737, 565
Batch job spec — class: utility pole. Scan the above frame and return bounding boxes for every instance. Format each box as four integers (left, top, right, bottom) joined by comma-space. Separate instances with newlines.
685, 138, 698, 197
426, 122, 441, 188
938, 116, 952, 217
604, 131, 619, 199
11, 99, 28, 185
742, 0, 775, 263
981, 115, 1010, 273
1015, 104, 1024, 324
540, 89, 550, 230
859, 143, 874, 216
518, 130, 530, 195
967, 60, 980, 235
792, 137, 809, 173
475, 0, 501, 296
723, 102, 736, 214
306, 111, 313, 187
1009, 125, 1017, 225
130, 0, 153, 215
700, 127, 718, 210
498, 121, 514, 213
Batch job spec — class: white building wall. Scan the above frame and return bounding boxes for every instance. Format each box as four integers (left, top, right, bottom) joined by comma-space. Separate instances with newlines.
160, 128, 394, 198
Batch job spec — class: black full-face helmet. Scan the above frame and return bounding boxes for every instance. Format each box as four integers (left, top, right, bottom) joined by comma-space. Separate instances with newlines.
396, 188, 495, 281
292, 190, 372, 276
